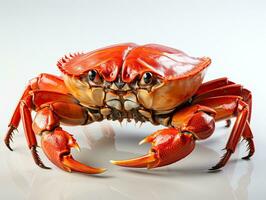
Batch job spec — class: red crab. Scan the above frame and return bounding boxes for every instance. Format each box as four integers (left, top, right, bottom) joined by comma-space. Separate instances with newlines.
4, 43, 254, 174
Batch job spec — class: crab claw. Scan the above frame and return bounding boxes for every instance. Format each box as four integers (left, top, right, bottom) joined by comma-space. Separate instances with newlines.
110, 128, 195, 169
41, 128, 106, 174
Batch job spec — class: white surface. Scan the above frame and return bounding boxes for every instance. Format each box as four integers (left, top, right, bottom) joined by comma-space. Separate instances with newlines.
0, 0, 266, 199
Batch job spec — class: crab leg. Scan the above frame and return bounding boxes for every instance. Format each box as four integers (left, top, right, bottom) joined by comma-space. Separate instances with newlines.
211, 103, 248, 170
194, 78, 252, 125
194, 96, 253, 170
4, 85, 31, 150
195, 78, 235, 127
193, 84, 243, 102
194, 77, 235, 96
194, 83, 252, 122
241, 122, 255, 159
18, 96, 51, 169
242, 89, 252, 122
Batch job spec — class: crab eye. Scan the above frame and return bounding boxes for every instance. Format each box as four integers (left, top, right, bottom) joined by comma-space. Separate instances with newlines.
87, 70, 102, 84
88, 70, 97, 81
140, 72, 153, 85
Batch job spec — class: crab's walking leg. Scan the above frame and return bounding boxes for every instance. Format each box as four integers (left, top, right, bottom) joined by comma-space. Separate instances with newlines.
20, 97, 50, 169
194, 77, 235, 96
194, 96, 253, 170
4, 86, 31, 150
111, 105, 216, 169
4, 73, 68, 150
194, 85, 252, 122
194, 77, 252, 125
195, 78, 235, 127
241, 122, 255, 159
225, 119, 231, 128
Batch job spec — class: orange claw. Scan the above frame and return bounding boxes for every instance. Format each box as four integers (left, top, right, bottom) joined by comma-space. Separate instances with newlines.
62, 155, 106, 174
110, 153, 157, 168
110, 128, 195, 169
41, 128, 106, 174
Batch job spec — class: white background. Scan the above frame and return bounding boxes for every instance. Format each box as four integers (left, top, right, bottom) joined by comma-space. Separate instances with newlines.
0, 0, 266, 199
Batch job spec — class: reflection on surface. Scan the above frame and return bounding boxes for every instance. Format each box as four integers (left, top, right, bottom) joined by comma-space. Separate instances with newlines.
4, 122, 253, 200
235, 162, 253, 200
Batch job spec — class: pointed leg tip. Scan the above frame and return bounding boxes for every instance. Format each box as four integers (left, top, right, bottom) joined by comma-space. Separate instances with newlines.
4, 126, 17, 151
210, 151, 231, 171
31, 146, 51, 170
242, 156, 251, 160
209, 162, 224, 171
5, 144, 13, 151
208, 168, 222, 173
38, 163, 51, 170
208, 165, 222, 171
225, 119, 231, 128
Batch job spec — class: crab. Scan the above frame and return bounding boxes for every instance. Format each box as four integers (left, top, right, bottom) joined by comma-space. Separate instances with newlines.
4, 43, 254, 174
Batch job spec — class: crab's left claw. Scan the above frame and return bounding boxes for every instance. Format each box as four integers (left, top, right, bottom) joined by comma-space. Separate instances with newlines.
110, 128, 195, 169
41, 128, 106, 174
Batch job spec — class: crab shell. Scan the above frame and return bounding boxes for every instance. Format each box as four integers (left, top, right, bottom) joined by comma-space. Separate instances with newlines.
57, 43, 211, 112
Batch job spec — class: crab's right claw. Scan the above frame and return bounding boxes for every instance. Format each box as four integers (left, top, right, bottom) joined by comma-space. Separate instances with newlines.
111, 128, 195, 169
41, 128, 106, 174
